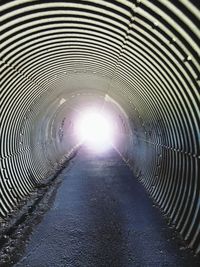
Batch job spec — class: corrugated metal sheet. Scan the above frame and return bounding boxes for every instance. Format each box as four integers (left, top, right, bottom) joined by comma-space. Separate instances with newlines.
0, 0, 199, 254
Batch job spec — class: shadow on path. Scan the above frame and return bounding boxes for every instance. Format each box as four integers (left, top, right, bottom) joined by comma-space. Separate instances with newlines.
12, 147, 199, 267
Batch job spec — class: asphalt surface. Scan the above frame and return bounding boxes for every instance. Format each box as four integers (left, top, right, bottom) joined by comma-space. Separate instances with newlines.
14, 147, 199, 267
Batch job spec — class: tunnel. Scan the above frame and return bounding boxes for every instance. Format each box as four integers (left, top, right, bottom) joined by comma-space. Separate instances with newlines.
0, 0, 200, 265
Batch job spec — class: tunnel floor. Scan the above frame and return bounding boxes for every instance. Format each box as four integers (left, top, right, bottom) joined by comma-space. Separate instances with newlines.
13, 147, 199, 267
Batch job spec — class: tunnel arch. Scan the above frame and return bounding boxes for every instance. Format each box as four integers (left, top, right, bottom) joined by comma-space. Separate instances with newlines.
0, 0, 199, 254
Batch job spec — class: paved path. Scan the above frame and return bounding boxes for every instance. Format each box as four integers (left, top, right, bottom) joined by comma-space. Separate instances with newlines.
14, 147, 199, 267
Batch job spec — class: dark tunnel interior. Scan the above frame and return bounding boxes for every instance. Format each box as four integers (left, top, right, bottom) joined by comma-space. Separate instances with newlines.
0, 0, 199, 263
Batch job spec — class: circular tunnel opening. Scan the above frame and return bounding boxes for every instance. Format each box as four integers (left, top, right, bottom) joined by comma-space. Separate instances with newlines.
75, 108, 115, 152
48, 90, 133, 156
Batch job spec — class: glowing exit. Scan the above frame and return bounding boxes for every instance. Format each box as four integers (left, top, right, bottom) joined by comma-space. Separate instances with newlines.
75, 109, 114, 152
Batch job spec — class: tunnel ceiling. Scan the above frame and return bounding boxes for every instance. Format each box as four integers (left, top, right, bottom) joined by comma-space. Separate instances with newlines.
1, 0, 200, 255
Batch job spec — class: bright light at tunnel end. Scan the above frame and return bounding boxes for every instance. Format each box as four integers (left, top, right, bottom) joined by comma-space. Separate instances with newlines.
75, 109, 114, 152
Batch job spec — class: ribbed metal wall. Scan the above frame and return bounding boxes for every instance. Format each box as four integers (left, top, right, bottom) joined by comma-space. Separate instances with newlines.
0, 0, 199, 254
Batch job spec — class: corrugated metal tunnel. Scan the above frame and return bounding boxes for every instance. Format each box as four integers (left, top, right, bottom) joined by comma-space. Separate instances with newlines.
0, 0, 199, 256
